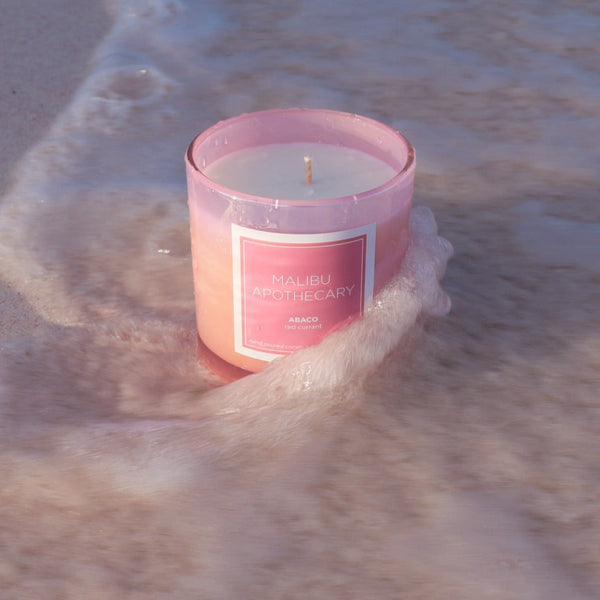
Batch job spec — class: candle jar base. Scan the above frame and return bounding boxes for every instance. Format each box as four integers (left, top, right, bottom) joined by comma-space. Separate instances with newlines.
197, 335, 254, 382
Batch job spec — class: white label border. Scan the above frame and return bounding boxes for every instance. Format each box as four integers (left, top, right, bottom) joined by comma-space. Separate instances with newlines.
231, 223, 376, 361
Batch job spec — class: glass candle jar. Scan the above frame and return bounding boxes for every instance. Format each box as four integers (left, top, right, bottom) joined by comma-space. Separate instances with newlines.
185, 108, 415, 378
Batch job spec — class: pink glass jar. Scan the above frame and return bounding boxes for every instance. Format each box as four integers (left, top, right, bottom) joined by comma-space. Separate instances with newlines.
185, 108, 415, 378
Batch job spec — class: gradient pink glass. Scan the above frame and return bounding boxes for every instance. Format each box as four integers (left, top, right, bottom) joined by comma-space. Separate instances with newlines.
185, 108, 415, 376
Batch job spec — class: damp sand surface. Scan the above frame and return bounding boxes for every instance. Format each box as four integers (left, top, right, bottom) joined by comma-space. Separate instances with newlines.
1, 1, 599, 598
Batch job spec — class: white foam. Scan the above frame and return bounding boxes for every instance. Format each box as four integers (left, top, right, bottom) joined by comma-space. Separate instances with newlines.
199, 206, 452, 416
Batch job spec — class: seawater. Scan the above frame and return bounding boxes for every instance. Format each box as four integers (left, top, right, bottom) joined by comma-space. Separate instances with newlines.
1, 0, 599, 598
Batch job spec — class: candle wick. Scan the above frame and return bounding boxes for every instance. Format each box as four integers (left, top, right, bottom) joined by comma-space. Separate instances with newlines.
304, 155, 313, 185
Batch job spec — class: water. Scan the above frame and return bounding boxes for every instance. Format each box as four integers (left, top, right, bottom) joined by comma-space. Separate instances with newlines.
1, 0, 599, 598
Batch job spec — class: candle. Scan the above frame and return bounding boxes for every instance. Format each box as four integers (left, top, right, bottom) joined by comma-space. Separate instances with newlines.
185, 109, 415, 378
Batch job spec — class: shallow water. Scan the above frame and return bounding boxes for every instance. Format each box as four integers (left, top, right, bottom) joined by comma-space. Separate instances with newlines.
1, 1, 599, 598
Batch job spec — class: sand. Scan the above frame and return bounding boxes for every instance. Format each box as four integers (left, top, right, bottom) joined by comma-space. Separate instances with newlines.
1, 1, 599, 598
0, 0, 110, 346
0, 0, 111, 194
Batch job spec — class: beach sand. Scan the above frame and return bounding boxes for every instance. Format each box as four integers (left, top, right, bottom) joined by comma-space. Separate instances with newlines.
0, 0, 111, 344
0, 0, 111, 194
1, 1, 599, 598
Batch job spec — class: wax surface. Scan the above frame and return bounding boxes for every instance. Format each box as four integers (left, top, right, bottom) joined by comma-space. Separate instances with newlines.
203, 142, 397, 200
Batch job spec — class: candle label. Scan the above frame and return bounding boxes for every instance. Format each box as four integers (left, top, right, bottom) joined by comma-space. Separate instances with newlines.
232, 223, 375, 361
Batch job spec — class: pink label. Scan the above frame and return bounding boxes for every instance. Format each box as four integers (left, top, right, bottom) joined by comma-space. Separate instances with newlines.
232, 224, 375, 361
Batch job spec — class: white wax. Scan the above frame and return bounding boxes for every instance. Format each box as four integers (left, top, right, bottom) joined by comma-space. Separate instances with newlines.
203, 142, 396, 200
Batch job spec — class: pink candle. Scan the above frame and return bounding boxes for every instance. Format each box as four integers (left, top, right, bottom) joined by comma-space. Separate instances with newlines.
185, 108, 415, 378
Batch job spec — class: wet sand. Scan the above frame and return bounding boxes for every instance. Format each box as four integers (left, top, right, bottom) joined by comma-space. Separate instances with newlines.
0, 0, 111, 194
1, 1, 599, 598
